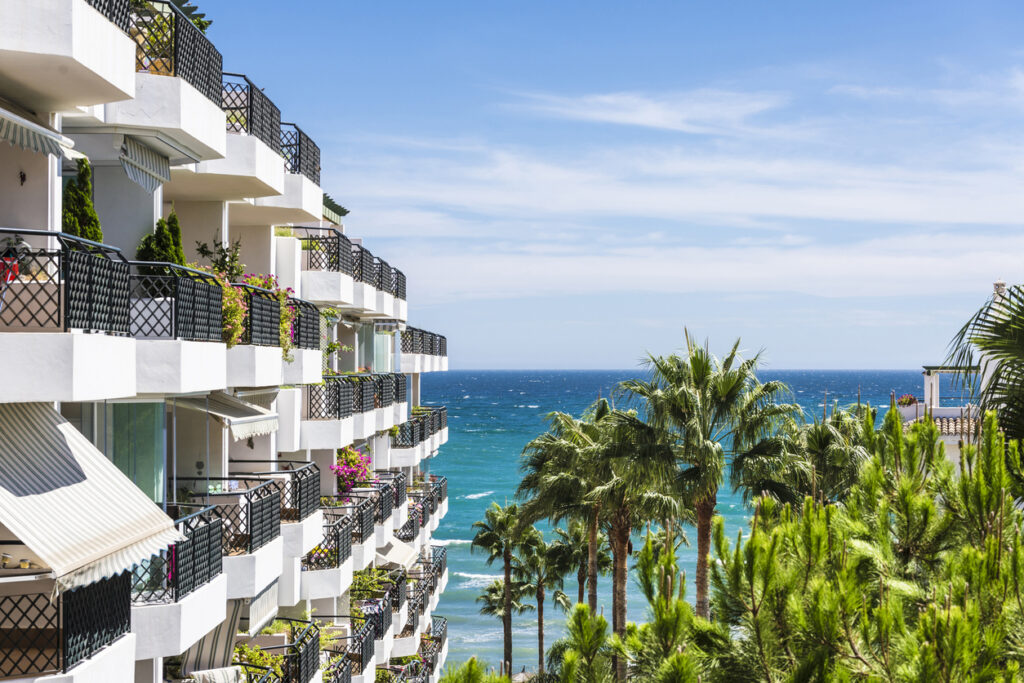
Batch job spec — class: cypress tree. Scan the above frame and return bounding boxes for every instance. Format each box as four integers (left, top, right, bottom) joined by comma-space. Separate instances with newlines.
62, 158, 103, 242
136, 211, 185, 265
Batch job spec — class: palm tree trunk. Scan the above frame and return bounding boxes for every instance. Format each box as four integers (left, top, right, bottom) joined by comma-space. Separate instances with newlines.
695, 494, 716, 619
587, 507, 599, 612
610, 519, 630, 683
537, 586, 545, 675
577, 565, 586, 604
503, 550, 513, 675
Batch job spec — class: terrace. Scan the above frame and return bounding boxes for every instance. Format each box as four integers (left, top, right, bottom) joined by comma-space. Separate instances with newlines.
101, 0, 227, 160
321, 495, 376, 570
175, 476, 283, 600
130, 506, 228, 659
165, 72, 287, 200
300, 511, 354, 600
399, 327, 448, 373
228, 282, 284, 387
0, 573, 133, 680
238, 618, 321, 683
323, 619, 374, 681
241, 123, 323, 224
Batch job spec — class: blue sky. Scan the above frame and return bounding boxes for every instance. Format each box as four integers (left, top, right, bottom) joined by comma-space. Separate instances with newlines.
206, 1, 1024, 369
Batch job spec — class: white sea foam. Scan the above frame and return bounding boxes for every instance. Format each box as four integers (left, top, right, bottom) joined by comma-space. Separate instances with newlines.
457, 628, 505, 644
455, 572, 501, 588
463, 394, 470, 399
433, 538, 471, 546
527, 405, 539, 409
464, 490, 495, 500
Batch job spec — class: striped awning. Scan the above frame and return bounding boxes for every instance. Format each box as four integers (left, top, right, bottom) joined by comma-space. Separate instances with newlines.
0, 106, 78, 158
376, 535, 418, 570
178, 392, 278, 442
120, 136, 170, 193
0, 403, 183, 591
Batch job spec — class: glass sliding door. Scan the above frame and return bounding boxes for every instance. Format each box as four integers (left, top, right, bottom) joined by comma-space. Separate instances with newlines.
102, 402, 167, 503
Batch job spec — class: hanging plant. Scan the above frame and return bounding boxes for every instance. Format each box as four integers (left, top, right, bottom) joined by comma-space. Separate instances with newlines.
242, 272, 297, 361
192, 264, 246, 347
331, 446, 371, 496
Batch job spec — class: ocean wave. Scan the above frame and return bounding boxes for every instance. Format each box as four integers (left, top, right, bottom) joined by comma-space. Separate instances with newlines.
527, 405, 539, 408
455, 572, 501, 588
456, 628, 505, 644
433, 538, 471, 546
464, 490, 495, 500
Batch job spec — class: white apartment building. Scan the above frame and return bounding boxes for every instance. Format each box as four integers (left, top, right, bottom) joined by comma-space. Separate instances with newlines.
0, 2, 450, 682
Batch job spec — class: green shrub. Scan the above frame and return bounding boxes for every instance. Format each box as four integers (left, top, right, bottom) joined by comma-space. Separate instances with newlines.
62, 158, 102, 242
137, 211, 186, 265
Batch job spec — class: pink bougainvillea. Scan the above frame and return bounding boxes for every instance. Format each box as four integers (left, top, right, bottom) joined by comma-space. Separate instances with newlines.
331, 445, 372, 494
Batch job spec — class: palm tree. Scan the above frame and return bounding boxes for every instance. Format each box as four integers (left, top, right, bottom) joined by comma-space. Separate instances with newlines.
514, 527, 571, 675
620, 334, 796, 619
948, 283, 1024, 440
517, 400, 614, 612
550, 520, 611, 605
471, 502, 531, 674
476, 578, 535, 672
550, 604, 614, 683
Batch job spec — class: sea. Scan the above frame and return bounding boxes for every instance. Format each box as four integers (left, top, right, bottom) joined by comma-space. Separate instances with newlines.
420, 369, 960, 672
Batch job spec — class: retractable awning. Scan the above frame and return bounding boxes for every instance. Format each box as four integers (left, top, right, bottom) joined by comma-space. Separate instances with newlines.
0, 106, 80, 159
180, 599, 244, 675
178, 392, 279, 441
120, 135, 170, 193
376, 536, 419, 570
0, 403, 182, 591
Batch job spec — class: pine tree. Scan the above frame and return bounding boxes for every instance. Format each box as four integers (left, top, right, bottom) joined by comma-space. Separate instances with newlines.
62, 158, 103, 242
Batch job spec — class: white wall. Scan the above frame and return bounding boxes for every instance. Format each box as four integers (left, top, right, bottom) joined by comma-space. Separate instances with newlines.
232, 224, 274, 275
0, 142, 52, 230
167, 199, 227, 265
91, 162, 160, 254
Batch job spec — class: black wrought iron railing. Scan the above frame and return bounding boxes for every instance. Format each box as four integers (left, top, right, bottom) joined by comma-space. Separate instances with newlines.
405, 589, 421, 633
394, 373, 408, 403
305, 377, 355, 420
430, 476, 448, 506
230, 462, 320, 523
323, 655, 351, 683
388, 570, 408, 613
304, 511, 352, 570
341, 376, 375, 415
293, 227, 353, 275
321, 496, 374, 543
355, 596, 392, 642
374, 374, 395, 408
350, 245, 375, 285
409, 492, 431, 529
432, 545, 447, 579
129, 0, 223, 104
400, 327, 447, 356
373, 258, 394, 295
130, 261, 222, 341
131, 505, 222, 604
431, 616, 448, 649
238, 663, 283, 683
378, 470, 407, 509
395, 270, 407, 300
281, 123, 321, 185
290, 298, 320, 350
392, 418, 425, 450
237, 620, 319, 683
353, 482, 394, 524
396, 508, 420, 543
86, 0, 130, 31
325, 620, 374, 677
419, 634, 441, 672
222, 73, 282, 153
233, 283, 280, 346
177, 477, 281, 555
0, 228, 130, 335
0, 573, 131, 677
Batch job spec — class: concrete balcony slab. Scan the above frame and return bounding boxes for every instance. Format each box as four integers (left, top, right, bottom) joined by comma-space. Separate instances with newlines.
165, 133, 285, 201
131, 574, 228, 660
227, 344, 283, 388
283, 347, 322, 385
224, 536, 283, 600
0, 333, 134, 403
136, 339, 226, 395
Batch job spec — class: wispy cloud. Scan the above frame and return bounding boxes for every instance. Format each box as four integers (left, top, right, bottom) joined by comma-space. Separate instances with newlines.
509, 89, 789, 136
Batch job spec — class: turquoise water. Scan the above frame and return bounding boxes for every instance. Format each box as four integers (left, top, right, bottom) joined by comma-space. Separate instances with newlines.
421, 369, 939, 671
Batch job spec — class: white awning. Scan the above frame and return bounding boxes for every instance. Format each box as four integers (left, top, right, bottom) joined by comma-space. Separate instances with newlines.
180, 599, 244, 675
120, 135, 170, 193
0, 106, 79, 159
376, 535, 419, 570
0, 403, 182, 591
178, 392, 279, 441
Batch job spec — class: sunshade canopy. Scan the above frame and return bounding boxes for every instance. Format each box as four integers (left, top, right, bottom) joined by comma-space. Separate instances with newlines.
178, 392, 278, 441
0, 105, 78, 158
180, 599, 244, 675
120, 135, 170, 193
376, 536, 418, 570
0, 403, 182, 591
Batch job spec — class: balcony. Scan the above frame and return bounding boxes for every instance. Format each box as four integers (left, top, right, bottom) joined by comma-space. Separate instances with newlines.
300, 512, 353, 601
235, 124, 321, 224
130, 261, 227, 393
391, 585, 422, 659
0, 228, 136, 402
227, 283, 283, 388
239, 618, 321, 683
350, 244, 407, 321
421, 617, 448, 680
166, 72, 287, 201
130, 506, 228, 659
0, 0, 136, 111
429, 476, 449, 524
390, 418, 428, 468
321, 496, 376, 571
0, 573, 133, 680
100, 1, 226, 160
323, 620, 375, 681
293, 227, 355, 308
349, 486, 393, 548
400, 328, 448, 373
377, 471, 408, 531
378, 661, 429, 683
177, 477, 283, 599
300, 377, 355, 450
352, 590, 394, 662
283, 298, 322, 384
430, 547, 449, 602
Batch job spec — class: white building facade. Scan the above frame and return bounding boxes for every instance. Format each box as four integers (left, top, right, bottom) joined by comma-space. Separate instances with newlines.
0, 2, 449, 682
